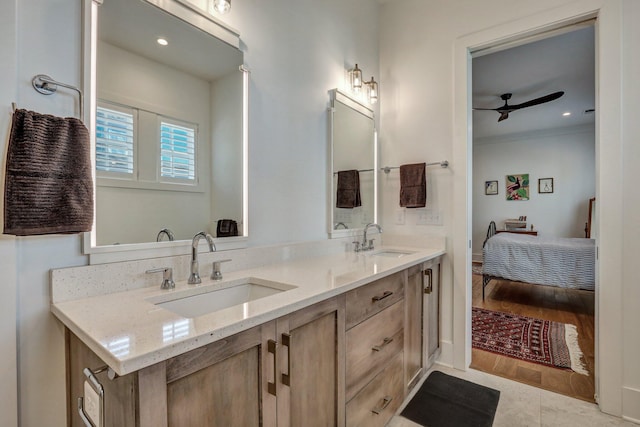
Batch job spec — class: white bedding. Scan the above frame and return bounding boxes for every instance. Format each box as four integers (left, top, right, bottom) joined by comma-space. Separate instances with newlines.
483, 233, 595, 291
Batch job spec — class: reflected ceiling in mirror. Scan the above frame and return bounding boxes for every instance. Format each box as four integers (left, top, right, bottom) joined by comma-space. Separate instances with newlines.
329, 90, 376, 236
90, 0, 245, 250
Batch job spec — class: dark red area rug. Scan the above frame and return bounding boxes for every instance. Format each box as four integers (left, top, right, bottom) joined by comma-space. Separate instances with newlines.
472, 307, 588, 374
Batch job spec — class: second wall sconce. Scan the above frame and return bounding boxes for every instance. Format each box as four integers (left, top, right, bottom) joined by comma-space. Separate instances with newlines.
349, 64, 378, 104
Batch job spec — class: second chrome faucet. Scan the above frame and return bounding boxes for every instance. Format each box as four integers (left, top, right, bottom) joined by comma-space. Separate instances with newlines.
188, 231, 216, 284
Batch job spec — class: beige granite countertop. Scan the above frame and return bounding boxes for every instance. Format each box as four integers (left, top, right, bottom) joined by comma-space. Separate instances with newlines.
51, 245, 444, 376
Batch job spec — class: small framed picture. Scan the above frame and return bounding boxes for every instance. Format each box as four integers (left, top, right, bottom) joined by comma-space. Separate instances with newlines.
485, 180, 498, 195
539, 178, 554, 194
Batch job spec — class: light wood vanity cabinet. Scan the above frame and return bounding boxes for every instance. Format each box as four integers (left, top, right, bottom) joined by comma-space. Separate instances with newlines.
67, 257, 441, 427
68, 297, 344, 427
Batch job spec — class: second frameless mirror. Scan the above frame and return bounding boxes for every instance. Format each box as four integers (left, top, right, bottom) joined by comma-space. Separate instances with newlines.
329, 89, 376, 236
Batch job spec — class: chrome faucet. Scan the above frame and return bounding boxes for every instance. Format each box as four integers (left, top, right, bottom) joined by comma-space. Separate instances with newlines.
156, 228, 175, 242
361, 223, 382, 251
188, 231, 216, 285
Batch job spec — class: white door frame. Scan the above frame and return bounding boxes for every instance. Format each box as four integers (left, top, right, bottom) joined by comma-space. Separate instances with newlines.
452, 0, 624, 417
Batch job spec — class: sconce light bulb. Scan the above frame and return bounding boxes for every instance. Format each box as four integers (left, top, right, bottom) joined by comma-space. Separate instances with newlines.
351, 64, 363, 92
365, 76, 378, 104
210, 0, 231, 14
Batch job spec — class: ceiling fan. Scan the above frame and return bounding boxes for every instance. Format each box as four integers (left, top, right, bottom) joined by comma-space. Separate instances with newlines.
473, 91, 564, 122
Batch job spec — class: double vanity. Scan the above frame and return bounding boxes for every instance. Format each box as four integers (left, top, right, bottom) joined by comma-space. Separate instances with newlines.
51, 239, 443, 426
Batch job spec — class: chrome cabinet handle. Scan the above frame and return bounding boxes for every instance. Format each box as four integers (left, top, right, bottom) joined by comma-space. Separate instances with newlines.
281, 333, 291, 387
267, 339, 277, 396
372, 395, 393, 415
372, 337, 394, 352
372, 290, 393, 302
424, 268, 433, 294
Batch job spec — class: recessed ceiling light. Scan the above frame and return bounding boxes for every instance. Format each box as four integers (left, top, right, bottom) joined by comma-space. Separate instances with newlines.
157, 38, 168, 46
562, 112, 571, 116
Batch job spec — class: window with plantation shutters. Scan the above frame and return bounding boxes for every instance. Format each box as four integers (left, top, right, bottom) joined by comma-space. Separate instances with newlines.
96, 104, 135, 176
159, 119, 197, 182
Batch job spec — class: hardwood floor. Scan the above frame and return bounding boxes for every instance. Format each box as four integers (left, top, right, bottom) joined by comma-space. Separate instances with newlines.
470, 270, 596, 402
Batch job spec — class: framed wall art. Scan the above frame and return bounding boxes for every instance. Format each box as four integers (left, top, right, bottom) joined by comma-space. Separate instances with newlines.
506, 174, 529, 201
539, 177, 554, 194
485, 180, 498, 195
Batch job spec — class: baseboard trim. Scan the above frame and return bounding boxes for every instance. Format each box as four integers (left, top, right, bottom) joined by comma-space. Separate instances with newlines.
622, 386, 640, 423
437, 340, 454, 367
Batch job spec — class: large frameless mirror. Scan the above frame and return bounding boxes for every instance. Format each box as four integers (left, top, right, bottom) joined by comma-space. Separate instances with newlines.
83, 0, 248, 261
329, 89, 377, 237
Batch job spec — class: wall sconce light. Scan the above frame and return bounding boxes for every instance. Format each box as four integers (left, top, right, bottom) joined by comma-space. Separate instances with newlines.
365, 76, 378, 104
349, 64, 379, 104
209, 0, 231, 14
350, 64, 363, 93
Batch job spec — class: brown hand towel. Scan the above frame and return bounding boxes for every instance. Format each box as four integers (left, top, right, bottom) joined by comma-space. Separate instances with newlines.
336, 170, 362, 209
400, 163, 426, 208
4, 109, 94, 235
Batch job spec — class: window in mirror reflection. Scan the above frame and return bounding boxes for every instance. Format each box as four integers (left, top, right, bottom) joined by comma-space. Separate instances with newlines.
94, 0, 244, 247
96, 103, 135, 175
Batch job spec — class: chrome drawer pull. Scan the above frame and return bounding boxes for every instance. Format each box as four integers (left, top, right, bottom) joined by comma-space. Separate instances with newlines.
267, 339, 277, 396
372, 395, 393, 415
372, 337, 394, 352
372, 290, 393, 302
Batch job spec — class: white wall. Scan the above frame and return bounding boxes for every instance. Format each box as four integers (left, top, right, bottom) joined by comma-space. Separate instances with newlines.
0, 0, 18, 425
380, 0, 639, 420
472, 126, 595, 258
621, 0, 640, 421
2, 0, 379, 425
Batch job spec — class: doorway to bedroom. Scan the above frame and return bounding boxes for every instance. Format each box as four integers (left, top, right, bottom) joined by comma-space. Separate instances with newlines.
469, 23, 596, 402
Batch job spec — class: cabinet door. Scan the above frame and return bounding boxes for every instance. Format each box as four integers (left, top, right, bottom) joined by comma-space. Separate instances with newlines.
159, 322, 277, 427
276, 296, 345, 427
424, 260, 441, 367
404, 264, 424, 390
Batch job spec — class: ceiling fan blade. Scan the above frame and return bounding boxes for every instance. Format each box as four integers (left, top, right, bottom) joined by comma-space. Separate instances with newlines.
498, 112, 509, 122
510, 91, 564, 110
472, 107, 499, 111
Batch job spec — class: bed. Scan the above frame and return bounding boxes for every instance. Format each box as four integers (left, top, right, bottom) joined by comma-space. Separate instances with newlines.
482, 227, 595, 300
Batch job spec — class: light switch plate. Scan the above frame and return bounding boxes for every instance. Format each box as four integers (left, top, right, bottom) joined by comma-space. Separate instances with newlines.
395, 209, 405, 225
84, 380, 102, 427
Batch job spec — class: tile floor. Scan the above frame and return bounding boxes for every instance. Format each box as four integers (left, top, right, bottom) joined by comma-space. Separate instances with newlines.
388, 365, 638, 427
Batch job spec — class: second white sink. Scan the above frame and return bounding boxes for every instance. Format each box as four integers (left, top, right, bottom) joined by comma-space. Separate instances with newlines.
149, 278, 296, 318
370, 249, 416, 258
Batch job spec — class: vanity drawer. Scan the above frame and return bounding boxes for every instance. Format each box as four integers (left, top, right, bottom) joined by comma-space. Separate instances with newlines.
346, 300, 404, 401
345, 271, 404, 329
346, 352, 404, 427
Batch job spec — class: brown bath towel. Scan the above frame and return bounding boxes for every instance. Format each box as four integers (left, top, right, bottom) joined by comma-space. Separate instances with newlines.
400, 163, 426, 208
4, 109, 94, 235
336, 170, 361, 208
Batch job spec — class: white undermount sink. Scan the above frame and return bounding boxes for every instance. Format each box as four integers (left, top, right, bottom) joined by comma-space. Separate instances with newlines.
148, 277, 296, 318
369, 249, 416, 258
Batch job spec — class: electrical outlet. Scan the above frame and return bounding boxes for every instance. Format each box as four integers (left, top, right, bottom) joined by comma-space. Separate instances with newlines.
84, 380, 102, 427
395, 209, 405, 225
